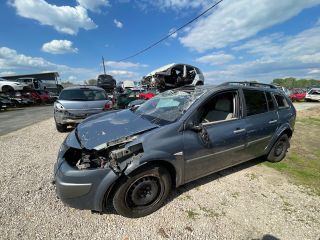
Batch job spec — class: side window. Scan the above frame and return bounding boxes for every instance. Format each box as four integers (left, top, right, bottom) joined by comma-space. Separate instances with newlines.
186, 66, 196, 80
200, 91, 238, 123
265, 92, 275, 111
274, 94, 289, 108
243, 89, 268, 116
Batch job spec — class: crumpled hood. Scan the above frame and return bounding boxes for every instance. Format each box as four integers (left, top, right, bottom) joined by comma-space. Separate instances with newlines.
75, 109, 158, 149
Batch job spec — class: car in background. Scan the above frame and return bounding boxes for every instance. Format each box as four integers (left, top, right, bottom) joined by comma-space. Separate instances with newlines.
97, 74, 116, 92
289, 89, 306, 101
54, 86, 113, 132
0, 78, 27, 92
275, 85, 290, 96
116, 88, 144, 109
0, 95, 15, 109
54, 82, 296, 218
142, 63, 204, 91
305, 88, 320, 102
15, 77, 45, 90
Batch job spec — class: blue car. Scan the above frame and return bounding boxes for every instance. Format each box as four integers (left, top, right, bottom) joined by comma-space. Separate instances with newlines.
54, 82, 296, 218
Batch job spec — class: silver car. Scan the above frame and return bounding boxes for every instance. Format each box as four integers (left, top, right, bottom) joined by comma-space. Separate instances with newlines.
54, 86, 113, 132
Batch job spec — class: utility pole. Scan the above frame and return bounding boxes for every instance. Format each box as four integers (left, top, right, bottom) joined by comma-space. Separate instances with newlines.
102, 56, 106, 75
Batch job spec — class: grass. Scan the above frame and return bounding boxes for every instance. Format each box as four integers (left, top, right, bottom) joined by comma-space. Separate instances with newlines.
186, 209, 199, 220
263, 107, 320, 195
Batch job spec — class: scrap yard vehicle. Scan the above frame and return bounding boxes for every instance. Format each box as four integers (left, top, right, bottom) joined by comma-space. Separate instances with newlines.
53, 86, 113, 132
289, 89, 306, 102
142, 63, 204, 91
97, 74, 116, 92
305, 88, 320, 102
0, 77, 28, 92
54, 81, 296, 218
15, 77, 45, 90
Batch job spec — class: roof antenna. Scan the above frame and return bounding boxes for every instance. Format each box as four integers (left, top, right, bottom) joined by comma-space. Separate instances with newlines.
102, 56, 106, 75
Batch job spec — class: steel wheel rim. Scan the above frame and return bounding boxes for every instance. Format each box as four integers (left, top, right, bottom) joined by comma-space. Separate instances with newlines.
126, 176, 162, 208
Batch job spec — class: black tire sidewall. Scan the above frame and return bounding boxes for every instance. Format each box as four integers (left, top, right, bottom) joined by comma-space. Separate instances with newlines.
112, 166, 171, 218
56, 123, 66, 132
267, 134, 289, 162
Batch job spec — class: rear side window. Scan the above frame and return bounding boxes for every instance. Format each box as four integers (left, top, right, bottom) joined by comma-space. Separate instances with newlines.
274, 94, 289, 108
243, 89, 268, 116
266, 92, 275, 111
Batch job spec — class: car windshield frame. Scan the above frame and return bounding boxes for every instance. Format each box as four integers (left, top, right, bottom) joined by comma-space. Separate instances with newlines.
133, 88, 207, 125
59, 89, 107, 101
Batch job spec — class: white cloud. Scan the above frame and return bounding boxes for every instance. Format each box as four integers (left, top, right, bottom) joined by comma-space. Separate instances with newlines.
0, 46, 142, 82
104, 61, 147, 69
41, 40, 78, 54
0, 46, 98, 81
9, 0, 97, 35
169, 28, 178, 38
68, 75, 77, 81
202, 24, 320, 83
196, 52, 235, 65
145, 0, 211, 10
0, 71, 16, 76
108, 70, 139, 79
113, 19, 123, 28
76, 0, 110, 12
180, 0, 320, 52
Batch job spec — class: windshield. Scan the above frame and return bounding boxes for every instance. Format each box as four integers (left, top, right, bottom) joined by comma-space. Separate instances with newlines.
59, 89, 107, 101
134, 88, 206, 125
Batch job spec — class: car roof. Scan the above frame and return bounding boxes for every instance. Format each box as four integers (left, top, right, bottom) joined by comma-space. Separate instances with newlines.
63, 86, 104, 91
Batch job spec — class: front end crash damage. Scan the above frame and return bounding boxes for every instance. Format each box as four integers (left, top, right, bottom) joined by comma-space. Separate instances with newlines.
66, 134, 144, 175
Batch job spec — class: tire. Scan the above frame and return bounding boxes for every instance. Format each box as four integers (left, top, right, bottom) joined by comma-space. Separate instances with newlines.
266, 134, 289, 162
2, 85, 14, 93
56, 123, 67, 132
112, 165, 172, 218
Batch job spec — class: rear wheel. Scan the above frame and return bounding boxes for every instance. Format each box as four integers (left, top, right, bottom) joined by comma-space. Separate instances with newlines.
56, 123, 67, 132
266, 134, 289, 162
112, 165, 171, 218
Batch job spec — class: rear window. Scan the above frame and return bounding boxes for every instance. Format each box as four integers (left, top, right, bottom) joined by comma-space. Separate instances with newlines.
266, 92, 275, 111
243, 89, 268, 116
59, 89, 106, 101
274, 94, 289, 108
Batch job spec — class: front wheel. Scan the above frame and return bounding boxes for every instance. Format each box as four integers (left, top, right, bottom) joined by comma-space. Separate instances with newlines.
56, 123, 67, 132
266, 134, 289, 162
112, 165, 172, 218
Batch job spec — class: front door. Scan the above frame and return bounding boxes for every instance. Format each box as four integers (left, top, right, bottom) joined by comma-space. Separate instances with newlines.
183, 90, 248, 182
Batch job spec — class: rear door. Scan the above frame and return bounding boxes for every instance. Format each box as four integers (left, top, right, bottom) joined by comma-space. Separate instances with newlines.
241, 89, 279, 160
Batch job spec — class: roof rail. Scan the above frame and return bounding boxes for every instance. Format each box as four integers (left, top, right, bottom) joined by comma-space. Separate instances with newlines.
219, 81, 277, 89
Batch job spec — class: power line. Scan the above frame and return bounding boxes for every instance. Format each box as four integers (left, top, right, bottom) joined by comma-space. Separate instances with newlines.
117, 0, 224, 62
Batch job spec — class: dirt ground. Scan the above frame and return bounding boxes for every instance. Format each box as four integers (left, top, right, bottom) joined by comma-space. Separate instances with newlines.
0, 108, 319, 239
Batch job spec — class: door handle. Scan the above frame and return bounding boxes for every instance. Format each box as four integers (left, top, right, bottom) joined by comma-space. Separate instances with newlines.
233, 128, 246, 134
269, 120, 277, 124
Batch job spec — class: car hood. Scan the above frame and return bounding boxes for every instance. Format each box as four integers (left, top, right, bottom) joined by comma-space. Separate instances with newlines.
75, 109, 158, 149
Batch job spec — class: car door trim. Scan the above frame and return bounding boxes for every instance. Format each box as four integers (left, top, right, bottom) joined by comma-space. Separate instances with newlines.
247, 135, 271, 147
186, 144, 246, 163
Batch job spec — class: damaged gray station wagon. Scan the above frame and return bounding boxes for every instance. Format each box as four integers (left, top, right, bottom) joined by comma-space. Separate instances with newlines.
54, 82, 296, 218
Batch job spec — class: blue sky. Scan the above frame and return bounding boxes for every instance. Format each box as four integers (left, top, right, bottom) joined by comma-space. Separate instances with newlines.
0, 0, 320, 84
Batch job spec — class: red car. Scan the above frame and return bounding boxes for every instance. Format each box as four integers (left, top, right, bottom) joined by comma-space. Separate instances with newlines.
139, 91, 156, 100
289, 89, 306, 101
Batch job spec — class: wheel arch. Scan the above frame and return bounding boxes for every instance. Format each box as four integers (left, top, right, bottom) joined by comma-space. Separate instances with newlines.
102, 159, 177, 211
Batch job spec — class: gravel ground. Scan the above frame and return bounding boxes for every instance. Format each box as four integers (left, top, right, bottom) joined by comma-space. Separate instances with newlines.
0, 118, 320, 240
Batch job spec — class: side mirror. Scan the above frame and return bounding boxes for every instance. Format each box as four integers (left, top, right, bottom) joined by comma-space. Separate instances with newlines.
185, 121, 202, 132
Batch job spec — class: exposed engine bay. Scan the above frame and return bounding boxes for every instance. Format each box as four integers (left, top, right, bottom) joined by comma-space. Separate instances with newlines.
63, 135, 143, 175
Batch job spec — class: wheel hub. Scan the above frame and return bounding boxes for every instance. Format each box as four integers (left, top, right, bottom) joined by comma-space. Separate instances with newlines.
128, 177, 160, 207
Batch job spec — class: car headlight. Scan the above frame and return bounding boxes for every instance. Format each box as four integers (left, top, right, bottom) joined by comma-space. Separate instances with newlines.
55, 102, 65, 110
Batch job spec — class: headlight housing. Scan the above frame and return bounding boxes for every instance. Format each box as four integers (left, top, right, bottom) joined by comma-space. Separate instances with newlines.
55, 102, 65, 111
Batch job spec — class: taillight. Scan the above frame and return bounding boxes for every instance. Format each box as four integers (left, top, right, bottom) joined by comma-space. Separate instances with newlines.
103, 102, 112, 110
